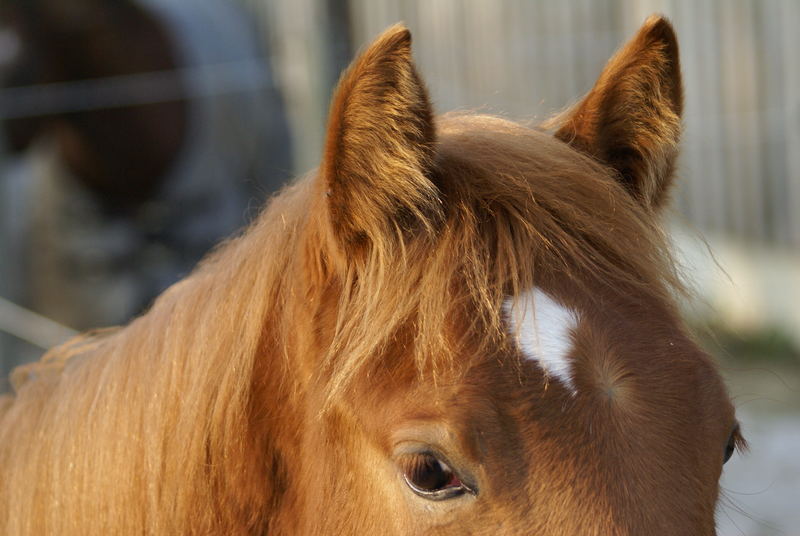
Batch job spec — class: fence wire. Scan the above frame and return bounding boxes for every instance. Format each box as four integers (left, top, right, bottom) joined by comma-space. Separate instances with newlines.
0, 296, 77, 351
0, 59, 276, 119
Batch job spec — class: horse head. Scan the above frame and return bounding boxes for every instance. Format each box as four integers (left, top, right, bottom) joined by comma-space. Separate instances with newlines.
0, 15, 742, 535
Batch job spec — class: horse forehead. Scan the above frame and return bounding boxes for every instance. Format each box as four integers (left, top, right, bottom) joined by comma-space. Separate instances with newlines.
500, 285, 721, 414
504, 288, 580, 392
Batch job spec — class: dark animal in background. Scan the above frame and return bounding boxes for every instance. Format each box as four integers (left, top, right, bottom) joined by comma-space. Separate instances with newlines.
0, 0, 291, 373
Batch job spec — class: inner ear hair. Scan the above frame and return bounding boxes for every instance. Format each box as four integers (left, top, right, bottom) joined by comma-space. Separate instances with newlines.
552, 15, 683, 211
321, 24, 441, 253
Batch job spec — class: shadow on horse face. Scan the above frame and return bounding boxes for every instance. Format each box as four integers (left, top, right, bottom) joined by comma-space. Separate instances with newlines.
0, 15, 742, 535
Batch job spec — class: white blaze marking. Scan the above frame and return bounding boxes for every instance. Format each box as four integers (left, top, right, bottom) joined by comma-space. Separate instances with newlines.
504, 289, 579, 392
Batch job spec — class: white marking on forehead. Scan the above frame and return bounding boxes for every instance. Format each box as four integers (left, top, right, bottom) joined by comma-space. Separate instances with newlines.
504, 288, 580, 393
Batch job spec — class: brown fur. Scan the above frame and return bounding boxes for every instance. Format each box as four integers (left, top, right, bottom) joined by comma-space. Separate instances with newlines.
0, 17, 740, 534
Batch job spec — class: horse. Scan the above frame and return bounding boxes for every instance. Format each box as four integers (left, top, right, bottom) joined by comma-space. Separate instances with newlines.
0, 0, 188, 204
0, 16, 743, 534
0, 0, 291, 371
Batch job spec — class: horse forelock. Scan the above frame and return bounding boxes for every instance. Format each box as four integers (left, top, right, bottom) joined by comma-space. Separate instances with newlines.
313, 112, 686, 400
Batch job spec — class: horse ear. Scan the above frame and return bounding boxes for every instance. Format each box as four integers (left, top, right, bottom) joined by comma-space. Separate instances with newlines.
321, 25, 440, 249
553, 15, 683, 210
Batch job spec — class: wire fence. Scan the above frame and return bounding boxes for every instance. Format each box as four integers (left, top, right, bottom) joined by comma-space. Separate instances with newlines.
0, 296, 76, 351
0, 59, 276, 119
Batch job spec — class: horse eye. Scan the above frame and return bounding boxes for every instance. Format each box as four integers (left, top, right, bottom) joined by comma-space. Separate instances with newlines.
400, 452, 472, 501
723, 424, 740, 465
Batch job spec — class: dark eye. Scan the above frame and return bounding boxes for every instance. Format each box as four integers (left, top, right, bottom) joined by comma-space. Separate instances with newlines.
723, 424, 741, 465
399, 452, 474, 500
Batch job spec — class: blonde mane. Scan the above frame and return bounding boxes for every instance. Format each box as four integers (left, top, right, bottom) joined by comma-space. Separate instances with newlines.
0, 113, 683, 534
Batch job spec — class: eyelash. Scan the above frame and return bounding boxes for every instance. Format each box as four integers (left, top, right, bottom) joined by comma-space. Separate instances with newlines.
398, 451, 475, 500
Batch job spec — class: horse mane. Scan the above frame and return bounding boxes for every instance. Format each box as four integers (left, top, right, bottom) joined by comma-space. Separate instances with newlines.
0, 112, 684, 533
0, 176, 310, 531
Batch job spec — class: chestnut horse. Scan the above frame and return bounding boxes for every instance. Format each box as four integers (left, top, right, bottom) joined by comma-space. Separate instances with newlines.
0, 16, 742, 535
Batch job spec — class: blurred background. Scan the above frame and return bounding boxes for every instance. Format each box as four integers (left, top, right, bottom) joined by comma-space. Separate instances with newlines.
0, 1, 797, 534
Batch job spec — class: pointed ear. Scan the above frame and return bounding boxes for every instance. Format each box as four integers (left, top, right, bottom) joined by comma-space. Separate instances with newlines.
553, 15, 683, 210
321, 25, 440, 249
